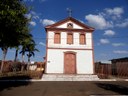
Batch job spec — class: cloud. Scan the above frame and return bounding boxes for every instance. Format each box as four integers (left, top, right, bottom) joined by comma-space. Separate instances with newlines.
29, 21, 36, 26
113, 50, 128, 54
33, 16, 40, 19
25, 11, 41, 20
104, 30, 115, 36
105, 7, 124, 18
30, 11, 40, 20
100, 39, 110, 44
116, 19, 128, 28
112, 43, 126, 47
25, 14, 32, 19
85, 7, 126, 29
39, 42, 46, 46
85, 14, 113, 30
40, 19, 56, 26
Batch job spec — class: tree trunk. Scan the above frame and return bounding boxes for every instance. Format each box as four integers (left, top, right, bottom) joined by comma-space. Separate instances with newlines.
21, 52, 25, 71
27, 52, 31, 70
14, 49, 18, 62
0, 48, 8, 73
21, 52, 25, 63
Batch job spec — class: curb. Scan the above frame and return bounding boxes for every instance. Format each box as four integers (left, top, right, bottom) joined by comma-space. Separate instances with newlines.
0, 79, 128, 82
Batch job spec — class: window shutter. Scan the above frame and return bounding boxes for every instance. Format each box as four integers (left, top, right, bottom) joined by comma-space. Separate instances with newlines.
80, 34, 85, 44
54, 33, 60, 44
67, 33, 73, 44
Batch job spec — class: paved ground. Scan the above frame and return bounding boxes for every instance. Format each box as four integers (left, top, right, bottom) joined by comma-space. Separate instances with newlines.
0, 81, 128, 96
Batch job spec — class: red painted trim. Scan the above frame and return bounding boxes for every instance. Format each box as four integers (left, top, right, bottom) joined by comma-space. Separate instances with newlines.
91, 33, 95, 74
46, 28, 94, 32
47, 47, 93, 50
64, 51, 77, 54
54, 32, 61, 44
45, 17, 94, 30
45, 30, 48, 73
67, 32, 73, 44
79, 33, 86, 45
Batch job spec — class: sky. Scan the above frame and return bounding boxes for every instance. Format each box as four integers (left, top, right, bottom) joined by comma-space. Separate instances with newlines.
0, 0, 128, 62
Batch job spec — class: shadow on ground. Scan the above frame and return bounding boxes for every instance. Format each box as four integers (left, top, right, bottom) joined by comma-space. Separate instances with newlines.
95, 82, 128, 95
0, 75, 31, 91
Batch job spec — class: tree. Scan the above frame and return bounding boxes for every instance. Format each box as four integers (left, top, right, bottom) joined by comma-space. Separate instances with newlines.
26, 42, 39, 63
26, 41, 39, 70
14, 31, 31, 62
20, 34, 33, 63
0, 0, 30, 72
14, 46, 20, 62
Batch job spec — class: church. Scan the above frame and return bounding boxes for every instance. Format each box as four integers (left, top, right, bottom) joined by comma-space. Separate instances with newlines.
44, 16, 95, 75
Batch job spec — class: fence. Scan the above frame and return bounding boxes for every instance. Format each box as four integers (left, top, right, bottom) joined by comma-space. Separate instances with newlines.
95, 59, 128, 79
0, 61, 45, 72
0, 61, 45, 79
95, 62, 112, 79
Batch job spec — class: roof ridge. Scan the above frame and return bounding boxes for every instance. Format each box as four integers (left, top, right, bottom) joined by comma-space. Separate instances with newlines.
45, 17, 94, 31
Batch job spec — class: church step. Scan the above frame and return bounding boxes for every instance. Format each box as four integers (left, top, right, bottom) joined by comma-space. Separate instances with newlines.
41, 74, 99, 81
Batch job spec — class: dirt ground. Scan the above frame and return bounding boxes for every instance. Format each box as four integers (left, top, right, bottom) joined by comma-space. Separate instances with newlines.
0, 81, 128, 96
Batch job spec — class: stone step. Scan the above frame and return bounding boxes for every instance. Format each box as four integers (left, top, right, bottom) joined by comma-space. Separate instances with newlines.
41, 74, 99, 81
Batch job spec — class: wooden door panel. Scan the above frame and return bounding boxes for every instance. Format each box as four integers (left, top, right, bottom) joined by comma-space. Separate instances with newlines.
64, 53, 76, 74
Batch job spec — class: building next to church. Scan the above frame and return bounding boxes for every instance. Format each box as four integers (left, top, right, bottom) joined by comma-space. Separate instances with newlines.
44, 17, 95, 74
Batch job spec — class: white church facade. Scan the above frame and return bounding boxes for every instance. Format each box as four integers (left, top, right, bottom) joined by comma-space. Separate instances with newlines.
44, 17, 95, 74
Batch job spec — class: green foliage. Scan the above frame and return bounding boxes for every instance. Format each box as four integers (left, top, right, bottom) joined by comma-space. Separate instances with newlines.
0, 0, 38, 72
0, 0, 30, 48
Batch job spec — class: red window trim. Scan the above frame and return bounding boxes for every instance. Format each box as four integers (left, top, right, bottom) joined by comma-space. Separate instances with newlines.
67, 33, 73, 44
79, 33, 86, 45
54, 32, 61, 44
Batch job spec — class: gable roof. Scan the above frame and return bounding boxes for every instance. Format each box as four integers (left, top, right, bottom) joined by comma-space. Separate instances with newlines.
110, 57, 128, 62
45, 17, 95, 32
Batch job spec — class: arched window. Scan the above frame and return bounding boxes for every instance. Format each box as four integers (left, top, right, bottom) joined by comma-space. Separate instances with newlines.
79, 33, 85, 44
54, 32, 61, 44
67, 23, 73, 28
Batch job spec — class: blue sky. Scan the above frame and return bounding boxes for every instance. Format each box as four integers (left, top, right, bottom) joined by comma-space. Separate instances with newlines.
0, 0, 128, 62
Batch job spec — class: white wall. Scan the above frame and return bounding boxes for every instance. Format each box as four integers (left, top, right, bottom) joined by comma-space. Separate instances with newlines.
46, 49, 64, 73
46, 49, 94, 74
48, 31, 92, 49
46, 21, 94, 74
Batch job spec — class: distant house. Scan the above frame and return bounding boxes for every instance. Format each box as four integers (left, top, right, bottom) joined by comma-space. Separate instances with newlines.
44, 17, 95, 74
111, 57, 128, 77
29, 62, 45, 71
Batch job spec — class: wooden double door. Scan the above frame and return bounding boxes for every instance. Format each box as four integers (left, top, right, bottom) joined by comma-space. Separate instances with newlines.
64, 52, 76, 74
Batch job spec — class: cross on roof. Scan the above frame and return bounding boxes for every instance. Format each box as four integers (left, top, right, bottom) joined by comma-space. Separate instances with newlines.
67, 8, 72, 17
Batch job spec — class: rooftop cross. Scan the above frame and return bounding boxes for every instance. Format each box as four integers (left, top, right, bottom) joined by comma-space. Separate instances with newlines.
67, 8, 72, 17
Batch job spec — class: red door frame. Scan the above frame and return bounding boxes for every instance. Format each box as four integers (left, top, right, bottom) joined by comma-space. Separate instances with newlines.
64, 51, 76, 74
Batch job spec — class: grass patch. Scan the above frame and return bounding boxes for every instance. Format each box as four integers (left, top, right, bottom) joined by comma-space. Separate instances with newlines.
0, 71, 43, 80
